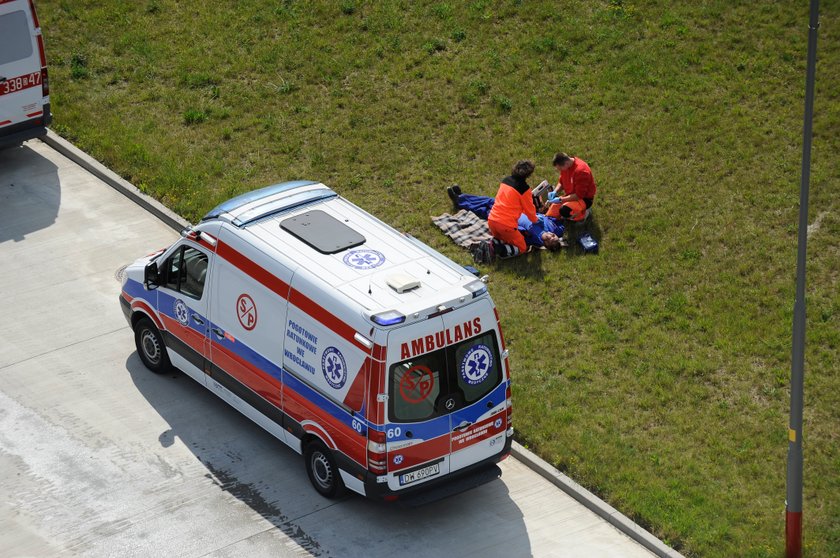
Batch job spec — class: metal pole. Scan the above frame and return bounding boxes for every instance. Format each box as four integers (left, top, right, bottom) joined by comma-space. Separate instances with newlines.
786, 1, 819, 556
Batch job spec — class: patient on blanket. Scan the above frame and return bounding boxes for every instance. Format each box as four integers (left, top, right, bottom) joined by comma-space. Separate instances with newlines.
446, 186, 564, 263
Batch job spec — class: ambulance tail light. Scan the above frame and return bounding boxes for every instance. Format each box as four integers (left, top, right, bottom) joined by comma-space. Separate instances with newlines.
368, 429, 387, 474
371, 311, 405, 326
41, 67, 49, 97
465, 280, 487, 298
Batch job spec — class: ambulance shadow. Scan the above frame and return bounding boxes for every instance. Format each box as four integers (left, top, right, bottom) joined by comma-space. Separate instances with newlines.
125, 353, 330, 555
0, 141, 60, 243
326, 471, 534, 558
126, 354, 533, 557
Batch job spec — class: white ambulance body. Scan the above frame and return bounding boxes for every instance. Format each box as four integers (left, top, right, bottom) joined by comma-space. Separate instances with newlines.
0, 0, 50, 149
120, 181, 513, 501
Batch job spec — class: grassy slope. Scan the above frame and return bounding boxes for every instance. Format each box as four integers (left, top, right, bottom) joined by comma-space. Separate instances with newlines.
40, 1, 839, 555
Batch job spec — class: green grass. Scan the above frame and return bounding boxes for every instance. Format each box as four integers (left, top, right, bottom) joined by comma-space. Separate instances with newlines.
40, 1, 840, 555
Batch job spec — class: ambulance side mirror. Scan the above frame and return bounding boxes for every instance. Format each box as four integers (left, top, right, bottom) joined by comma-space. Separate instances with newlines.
144, 261, 160, 290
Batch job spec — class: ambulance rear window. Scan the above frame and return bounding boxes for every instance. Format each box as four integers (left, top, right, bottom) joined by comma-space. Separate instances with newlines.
0, 11, 34, 65
389, 332, 501, 423
280, 210, 366, 254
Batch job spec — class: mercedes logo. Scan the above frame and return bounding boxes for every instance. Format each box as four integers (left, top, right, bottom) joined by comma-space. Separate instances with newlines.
445, 398, 455, 411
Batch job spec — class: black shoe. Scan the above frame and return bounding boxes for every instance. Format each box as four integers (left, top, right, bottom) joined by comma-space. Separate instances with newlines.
469, 242, 484, 264
469, 240, 493, 265
452, 184, 462, 196
447, 186, 460, 205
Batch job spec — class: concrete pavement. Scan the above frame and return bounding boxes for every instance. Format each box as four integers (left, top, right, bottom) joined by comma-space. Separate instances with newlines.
0, 139, 672, 557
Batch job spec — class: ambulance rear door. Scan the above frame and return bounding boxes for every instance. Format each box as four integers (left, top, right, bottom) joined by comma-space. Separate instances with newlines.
441, 298, 507, 472
384, 316, 451, 492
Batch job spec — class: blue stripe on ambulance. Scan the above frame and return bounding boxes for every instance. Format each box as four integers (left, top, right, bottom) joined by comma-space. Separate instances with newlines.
123, 278, 148, 301
383, 381, 508, 443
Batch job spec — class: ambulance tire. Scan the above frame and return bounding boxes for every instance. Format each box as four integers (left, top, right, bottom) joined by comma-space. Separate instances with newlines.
134, 317, 172, 374
304, 440, 345, 499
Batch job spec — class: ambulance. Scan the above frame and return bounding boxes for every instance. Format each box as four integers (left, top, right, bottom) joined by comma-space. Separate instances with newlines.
120, 181, 513, 501
0, 0, 51, 148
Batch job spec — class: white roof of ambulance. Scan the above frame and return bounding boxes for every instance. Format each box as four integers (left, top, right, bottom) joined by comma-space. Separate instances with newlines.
199, 181, 480, 318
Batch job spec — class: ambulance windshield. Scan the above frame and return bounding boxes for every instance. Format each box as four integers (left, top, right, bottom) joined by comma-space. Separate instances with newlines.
389, 331, 501, 423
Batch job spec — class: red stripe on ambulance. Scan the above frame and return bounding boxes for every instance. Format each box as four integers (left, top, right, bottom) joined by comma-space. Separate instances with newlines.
0, 72, 42, 97
160, 314, 206, 357
283, 384, 366, 466
211, 343, 282, 408
389, 434, 450, 473
343, 358, 368, 411
131, 298, 164, 330
216, 239, 386, 356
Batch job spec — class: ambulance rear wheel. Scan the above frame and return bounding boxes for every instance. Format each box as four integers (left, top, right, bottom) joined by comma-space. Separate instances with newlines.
134, 317, 171, 374
304, 440, 344, 498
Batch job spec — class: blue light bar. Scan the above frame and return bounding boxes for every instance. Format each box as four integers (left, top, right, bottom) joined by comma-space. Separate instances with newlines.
371, 311, 406, 326
465, 280, 487, 298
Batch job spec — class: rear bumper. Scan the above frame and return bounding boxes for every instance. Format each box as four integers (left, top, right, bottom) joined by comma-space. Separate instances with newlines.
0, 109, 50, 149
344, 435, 513, 504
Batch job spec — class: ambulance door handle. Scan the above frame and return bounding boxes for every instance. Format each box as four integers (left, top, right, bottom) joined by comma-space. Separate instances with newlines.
191, 315, 205, 325
453, 421, 473, 432
211, 327, 224, 339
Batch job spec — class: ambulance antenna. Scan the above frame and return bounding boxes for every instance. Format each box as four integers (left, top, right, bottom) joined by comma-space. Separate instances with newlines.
368, 283, 372, 295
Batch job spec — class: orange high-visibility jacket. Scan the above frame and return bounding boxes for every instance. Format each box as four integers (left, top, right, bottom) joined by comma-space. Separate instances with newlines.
546, 198, 588, 222
488, 176, 537, 229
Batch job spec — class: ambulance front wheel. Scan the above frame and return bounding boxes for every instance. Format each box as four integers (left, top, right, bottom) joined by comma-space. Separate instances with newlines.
134, 317, 172, 374
304, 440, 345, 499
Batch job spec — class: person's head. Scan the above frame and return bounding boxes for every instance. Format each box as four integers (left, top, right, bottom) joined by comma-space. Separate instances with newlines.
552, 152, 574, 172
511, 160, 535, 179
541, 232, 562, 251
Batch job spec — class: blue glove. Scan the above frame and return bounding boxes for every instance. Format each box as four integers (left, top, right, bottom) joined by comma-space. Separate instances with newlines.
548, 192, 563, 204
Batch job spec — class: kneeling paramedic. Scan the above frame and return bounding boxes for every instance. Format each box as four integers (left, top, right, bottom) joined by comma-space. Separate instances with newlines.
487, 160, 539, 257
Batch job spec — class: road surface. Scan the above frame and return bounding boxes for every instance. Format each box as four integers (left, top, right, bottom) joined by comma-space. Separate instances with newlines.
0, 139, 659, 557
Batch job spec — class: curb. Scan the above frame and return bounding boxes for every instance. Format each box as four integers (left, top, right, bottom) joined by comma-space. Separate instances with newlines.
511, 442, 685, 558
41, 130, 189, 232
39, 130, 683, 558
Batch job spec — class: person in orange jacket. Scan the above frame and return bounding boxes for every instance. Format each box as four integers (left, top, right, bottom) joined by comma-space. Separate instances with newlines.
486, 160, 539, 257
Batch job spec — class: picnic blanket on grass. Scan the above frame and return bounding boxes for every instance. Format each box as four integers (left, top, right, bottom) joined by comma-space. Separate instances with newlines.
432, 209, 492, 249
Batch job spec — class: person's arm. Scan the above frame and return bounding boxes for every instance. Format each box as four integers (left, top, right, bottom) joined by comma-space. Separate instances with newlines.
521, 190, 538, 223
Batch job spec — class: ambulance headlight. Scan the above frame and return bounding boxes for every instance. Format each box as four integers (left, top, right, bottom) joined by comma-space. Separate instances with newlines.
465, 280, 487, 298
370, 310, 406, 326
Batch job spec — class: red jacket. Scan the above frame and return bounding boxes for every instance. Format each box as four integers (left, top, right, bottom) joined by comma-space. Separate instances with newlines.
558, 158, 596, 203
488, 176, 537, 228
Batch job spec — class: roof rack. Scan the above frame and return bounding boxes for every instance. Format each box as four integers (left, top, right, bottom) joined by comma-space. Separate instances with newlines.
202, 181, 337, 226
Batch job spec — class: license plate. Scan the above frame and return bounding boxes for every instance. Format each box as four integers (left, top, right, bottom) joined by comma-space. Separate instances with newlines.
399, 463, 440, 486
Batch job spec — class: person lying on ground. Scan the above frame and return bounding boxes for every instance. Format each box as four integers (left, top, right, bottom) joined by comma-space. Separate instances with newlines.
446, 186, 564, 250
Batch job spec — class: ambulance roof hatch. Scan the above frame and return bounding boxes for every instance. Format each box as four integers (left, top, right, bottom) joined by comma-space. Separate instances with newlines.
280, 210, 366, 254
